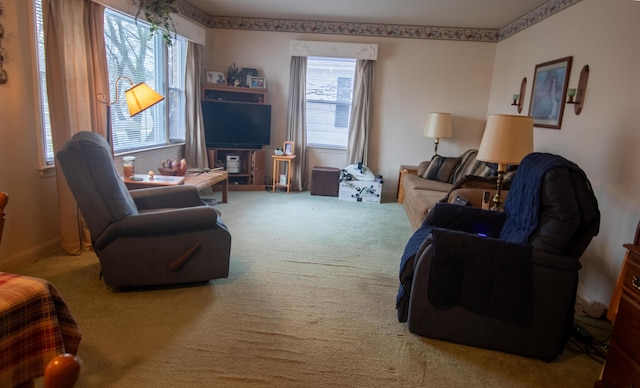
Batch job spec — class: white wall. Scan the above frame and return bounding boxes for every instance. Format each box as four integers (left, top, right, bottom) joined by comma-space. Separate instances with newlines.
489, 0, 640, 304
203, 30, 496, 194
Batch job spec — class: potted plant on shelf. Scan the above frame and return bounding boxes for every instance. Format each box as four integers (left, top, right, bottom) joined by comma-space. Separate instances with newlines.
133, 0, 177, 46
226, 63, 241, 87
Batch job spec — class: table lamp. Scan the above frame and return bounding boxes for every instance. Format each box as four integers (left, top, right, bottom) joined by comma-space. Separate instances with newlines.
97, 76, 165, 151
477, 114, 533, 211
424, 112, 453, 156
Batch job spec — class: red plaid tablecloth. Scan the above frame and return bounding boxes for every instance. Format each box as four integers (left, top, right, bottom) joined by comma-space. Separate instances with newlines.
0, 272, 81, 386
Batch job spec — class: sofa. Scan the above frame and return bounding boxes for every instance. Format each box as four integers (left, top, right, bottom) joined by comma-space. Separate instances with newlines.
402, 149, 501, 229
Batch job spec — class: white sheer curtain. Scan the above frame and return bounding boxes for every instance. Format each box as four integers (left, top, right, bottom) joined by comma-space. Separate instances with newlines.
184, 41, 208, 169
286, 56, 307, 191
346, 59, 375, 166
46, 0, 107, 254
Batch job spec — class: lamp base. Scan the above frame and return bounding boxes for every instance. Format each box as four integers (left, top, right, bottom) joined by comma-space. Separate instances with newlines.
490, 166, 506, 212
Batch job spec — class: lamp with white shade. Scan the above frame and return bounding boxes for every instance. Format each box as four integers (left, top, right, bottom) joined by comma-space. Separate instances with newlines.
97, 76, 165, 151
424, 112, 453, 156
477, 114, 533, 211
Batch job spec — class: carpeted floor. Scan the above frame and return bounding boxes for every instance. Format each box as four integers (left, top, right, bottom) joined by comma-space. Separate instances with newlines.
17, 191, 605, 387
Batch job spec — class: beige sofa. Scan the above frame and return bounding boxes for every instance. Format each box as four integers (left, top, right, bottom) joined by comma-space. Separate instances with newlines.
402, 149, 502, 229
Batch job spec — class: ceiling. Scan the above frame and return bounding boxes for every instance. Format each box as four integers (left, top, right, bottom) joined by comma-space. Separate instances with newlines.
182, 0, 548, 30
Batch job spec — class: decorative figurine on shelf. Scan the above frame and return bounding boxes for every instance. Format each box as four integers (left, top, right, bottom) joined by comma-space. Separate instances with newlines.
274, 148, 284, 156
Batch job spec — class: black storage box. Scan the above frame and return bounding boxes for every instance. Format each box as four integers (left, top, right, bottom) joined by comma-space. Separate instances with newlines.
311, 166, 340, 197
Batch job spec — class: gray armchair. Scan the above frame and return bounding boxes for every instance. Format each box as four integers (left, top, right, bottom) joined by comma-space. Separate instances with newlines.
56, 131, 231, 288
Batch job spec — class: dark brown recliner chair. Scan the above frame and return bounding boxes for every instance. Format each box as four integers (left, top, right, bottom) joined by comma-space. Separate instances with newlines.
397, 152, 600, 361
56, 131, 231, 288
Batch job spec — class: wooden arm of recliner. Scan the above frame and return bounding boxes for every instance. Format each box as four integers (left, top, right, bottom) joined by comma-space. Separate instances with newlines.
169, 243, 201, 271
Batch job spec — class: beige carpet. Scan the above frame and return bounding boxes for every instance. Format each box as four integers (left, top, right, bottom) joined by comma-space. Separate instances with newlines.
17, 191, 604, 387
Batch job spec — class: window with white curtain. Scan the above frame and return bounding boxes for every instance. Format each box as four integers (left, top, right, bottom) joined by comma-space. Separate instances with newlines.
305, 56, 356, 149
32, 0, 187, 164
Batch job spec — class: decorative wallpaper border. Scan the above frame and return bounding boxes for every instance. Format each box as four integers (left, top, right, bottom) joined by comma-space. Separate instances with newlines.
176, 0, 582, 43
500, 0, 582, 40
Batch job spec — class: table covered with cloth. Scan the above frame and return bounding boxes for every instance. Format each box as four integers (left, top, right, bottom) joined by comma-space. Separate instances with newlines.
0, 272, 81, 386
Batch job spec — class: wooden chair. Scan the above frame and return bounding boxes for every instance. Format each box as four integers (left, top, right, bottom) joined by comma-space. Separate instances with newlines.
44, 354, 82, 388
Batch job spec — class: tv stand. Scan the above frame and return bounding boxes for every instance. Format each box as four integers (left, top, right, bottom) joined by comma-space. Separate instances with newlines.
207, 148, 265, 191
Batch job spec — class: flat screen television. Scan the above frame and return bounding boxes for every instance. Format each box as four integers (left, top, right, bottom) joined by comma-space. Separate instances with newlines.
201, 100, 272, 149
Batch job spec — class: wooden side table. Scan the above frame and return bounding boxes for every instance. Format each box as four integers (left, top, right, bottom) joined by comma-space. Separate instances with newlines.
397, 165, 419, 204
272, 155, 296, 193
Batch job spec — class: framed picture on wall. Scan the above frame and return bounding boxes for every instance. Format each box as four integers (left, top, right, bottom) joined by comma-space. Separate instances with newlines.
205, 70, 226, 85
528, 56, 572, 129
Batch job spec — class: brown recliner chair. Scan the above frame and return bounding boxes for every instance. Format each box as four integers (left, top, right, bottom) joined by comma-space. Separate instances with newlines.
397, 152, 600, 361
56, 131, 231, 288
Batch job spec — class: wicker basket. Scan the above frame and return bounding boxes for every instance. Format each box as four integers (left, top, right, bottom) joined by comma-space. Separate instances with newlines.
157, 167, 177, 176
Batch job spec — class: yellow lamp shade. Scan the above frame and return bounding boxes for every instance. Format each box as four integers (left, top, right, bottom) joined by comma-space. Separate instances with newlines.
124, 82, 165, 117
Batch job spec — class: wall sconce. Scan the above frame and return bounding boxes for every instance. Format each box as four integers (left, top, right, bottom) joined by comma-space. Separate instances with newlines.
510, 77, 526, 113
566, 65, 589, 115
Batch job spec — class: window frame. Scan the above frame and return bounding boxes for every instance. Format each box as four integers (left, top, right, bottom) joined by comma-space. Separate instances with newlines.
305, 56, 357, 150
103, 7, 187, 155
31, 0, 187, 171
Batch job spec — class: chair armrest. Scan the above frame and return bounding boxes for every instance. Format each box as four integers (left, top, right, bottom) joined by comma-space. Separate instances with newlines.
94, 206, 218, 250
129, 185, 204, 210
531, 249, 581, 272
423, 202, 507, 237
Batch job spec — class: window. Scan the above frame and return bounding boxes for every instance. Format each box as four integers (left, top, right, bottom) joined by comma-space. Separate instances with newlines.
32, 0, 187, 164
104, 8, 186, 153
33, 0, 53, 165
306, 57, 356, 149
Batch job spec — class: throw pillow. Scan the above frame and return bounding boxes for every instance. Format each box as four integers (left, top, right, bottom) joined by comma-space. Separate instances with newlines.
421, 155, 461, 183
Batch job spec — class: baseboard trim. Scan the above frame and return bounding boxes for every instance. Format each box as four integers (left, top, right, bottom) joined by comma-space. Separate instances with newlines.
1, 238, 62, 271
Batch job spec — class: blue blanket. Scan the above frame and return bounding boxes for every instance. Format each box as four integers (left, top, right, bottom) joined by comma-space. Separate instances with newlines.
499, 152, 584, 244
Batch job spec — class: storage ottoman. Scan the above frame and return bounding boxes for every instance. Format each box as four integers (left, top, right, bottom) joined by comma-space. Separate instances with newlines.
311, 166, 340, 197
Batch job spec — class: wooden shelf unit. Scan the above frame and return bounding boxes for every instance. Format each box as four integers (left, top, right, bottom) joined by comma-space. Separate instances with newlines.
202, 83, 269, 191
208, 148, 266, 191
202, 83, 267, 104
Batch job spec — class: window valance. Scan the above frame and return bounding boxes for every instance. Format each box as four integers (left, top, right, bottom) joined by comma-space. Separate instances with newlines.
289, 40, 378, 60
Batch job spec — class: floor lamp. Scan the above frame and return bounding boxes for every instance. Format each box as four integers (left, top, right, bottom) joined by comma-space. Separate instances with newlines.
97, 76, 165, 151
424, 112, 453, 156
476, 114, 533, 211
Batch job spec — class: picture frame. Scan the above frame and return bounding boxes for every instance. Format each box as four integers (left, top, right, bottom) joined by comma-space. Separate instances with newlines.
528, 56, 573, 129
240, 68, 258, 87
283, 141, 294, 156
249, 76, 266, 89
205, 70, 226, 85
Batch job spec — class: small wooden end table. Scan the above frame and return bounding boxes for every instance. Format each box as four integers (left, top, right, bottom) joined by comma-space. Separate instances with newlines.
397, 165, 419, 204
272, 155, 296, 193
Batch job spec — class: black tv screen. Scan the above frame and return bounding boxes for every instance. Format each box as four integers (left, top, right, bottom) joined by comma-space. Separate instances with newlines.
202, 100, 271, 149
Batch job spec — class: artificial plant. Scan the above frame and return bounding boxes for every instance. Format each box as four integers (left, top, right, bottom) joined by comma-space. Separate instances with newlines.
133, 0, 177, 46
